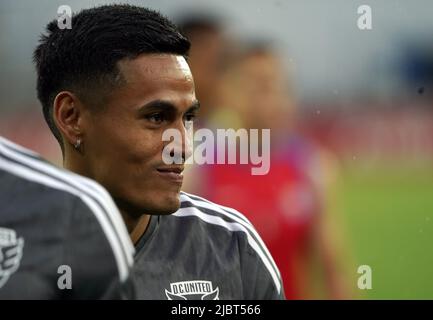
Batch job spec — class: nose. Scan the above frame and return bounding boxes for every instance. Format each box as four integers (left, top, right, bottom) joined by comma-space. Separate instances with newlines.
164, 119, 193, 164
182, 121, 194, 161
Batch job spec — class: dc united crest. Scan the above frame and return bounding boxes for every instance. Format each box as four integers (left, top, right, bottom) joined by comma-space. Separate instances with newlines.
0, 228, 24, 288
165, 280, 219, 300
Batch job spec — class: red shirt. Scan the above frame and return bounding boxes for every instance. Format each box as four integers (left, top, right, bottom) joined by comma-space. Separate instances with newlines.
200, 138, 320, 298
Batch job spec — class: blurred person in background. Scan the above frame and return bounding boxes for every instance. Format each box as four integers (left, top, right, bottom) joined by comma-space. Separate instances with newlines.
177, 15, 232, 125
177, 15, 236, 193
184, 37, 352, 299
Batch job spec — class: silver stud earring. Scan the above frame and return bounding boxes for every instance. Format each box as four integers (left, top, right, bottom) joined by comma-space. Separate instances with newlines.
74, 138, 81, 150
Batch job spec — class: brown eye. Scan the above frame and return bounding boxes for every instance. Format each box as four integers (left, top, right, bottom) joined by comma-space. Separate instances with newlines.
147, 113, 164, 124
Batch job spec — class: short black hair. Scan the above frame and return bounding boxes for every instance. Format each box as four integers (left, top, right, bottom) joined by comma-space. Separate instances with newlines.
34, 4, 190, 146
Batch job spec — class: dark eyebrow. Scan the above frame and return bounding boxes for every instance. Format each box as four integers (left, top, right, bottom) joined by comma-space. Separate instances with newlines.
137, 100, 176, 115
186, 100, 200, 113
137, 99, 200, 115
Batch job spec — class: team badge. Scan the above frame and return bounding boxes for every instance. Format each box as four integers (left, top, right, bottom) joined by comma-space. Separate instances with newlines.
165, 280, 219, 300
0, 228, 24, 288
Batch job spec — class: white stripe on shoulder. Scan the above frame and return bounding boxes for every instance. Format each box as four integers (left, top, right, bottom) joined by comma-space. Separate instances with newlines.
180, 192, 281, 282
181, 191, 250, 224
0, 139, 134, 263
0, 144, 133, 281
0, 136, 39, 157
174, 206, 281, 294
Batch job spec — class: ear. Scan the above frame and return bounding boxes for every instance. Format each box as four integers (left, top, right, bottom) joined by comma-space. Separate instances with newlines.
53, 91, 84, 147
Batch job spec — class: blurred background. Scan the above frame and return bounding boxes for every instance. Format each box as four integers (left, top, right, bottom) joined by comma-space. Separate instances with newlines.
1, 0, 433, 299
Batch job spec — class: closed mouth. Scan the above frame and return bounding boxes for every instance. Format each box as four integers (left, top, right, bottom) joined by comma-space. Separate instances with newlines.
156, 166, 184, 183
156, 166, 184, 174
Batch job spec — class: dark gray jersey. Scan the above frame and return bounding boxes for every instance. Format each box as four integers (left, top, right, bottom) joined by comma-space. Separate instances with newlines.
133, 192, 285, 300
0, 137, 135, 299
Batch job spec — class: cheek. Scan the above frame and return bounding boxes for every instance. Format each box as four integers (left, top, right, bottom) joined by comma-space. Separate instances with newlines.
85, 122, 125, 159
126, 134, 162, 166
85, 117, 162, 170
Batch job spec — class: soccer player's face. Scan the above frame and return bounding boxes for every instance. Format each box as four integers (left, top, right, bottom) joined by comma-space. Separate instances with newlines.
82, 54, 197, 216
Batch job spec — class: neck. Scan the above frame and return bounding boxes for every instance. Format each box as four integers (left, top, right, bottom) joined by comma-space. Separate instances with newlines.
122, 211, 151, 245
63, 155, 151, 245
63, 153, 88, 178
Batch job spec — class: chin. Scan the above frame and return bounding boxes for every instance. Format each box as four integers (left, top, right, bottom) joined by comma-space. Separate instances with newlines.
141, 190, 181, 215
114, 189, 181, 218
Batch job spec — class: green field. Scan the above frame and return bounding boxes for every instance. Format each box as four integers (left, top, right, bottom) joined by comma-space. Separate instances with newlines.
339, 164, 433, 299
